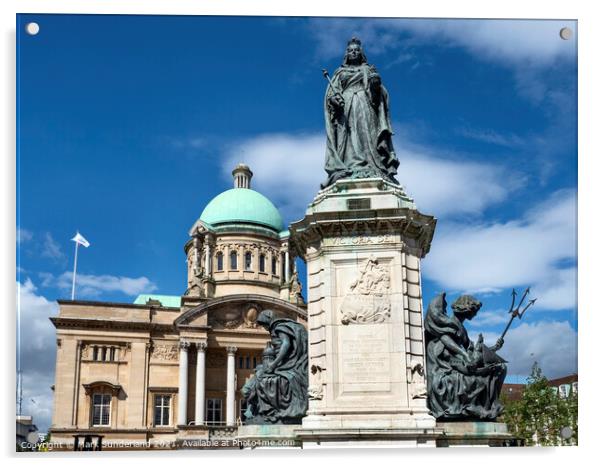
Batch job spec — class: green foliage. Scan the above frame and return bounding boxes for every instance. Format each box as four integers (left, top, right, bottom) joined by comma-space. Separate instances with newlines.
501, 362, 578, 446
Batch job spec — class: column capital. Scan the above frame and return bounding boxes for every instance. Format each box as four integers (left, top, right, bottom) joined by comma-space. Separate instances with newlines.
197, 341, 208, 352
226, 345, 238, 355
179, 340, 191, 350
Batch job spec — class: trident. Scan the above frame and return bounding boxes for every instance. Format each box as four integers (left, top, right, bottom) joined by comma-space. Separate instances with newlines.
499, 288, 536, 341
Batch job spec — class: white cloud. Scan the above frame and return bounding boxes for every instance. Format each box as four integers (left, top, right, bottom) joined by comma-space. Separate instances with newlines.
397, 144, 521, 216
17, 227, 33, 243
308, 18, 575, 69
41, 232, 65, 262
468, 320, 577, 379
18, 279, 58, 353
423, 189, 577, 311
495, 320, 577, 379
224, 133, 324, 221
17, 279, 59, 432
20, 370, 55, 434
224, 132, 518, 222
465, 309, 509, 328
307, 18, 575, 105
43, 272, 157, 298
456, 126, 525, 148
402, 19, 575, 68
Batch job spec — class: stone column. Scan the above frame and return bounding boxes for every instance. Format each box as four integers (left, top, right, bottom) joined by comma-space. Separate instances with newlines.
204, 241, 212, 278
195, 342, 207, 425
285, 249, 290, 283
226, 346, 238, 426
177, 341, 190, 426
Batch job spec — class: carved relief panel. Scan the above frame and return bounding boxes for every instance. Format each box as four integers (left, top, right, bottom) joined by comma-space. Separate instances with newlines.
210, 303, 262, 329
339, 255, 391, 325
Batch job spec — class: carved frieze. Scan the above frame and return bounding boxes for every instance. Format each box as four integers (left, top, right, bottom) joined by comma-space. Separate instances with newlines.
340, 255, 391, 325
151, 344, 179, 361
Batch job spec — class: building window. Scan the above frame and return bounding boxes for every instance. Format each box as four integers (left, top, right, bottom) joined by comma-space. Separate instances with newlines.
206, 399, 222, 424
216, 252, 223, 271
245, 251, 253, 270
92, 394, 111, 426
559, 384, 570, 398
230, 251, 238, 270
272, 257, 277, 275
109, 347, 116, 362
259, 254, 266, 272
238, 356, 244, 369
253, 356, 257, 368
154, 395, 171, 427
246, 356, 250, 369
93, 346, 98, 361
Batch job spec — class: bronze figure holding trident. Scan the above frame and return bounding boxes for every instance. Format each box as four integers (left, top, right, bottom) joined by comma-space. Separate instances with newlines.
424, 288, 535, 420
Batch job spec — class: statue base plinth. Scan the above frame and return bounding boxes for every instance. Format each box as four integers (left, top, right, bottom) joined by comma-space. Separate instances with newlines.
290, 178, 438, 443
436, 421, 514, 447
294, 426, 442, 448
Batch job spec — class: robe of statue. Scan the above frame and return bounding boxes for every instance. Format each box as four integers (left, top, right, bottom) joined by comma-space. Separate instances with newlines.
424, 294, 507, 421
322, 62, 400, 188
247, 318, 308, 424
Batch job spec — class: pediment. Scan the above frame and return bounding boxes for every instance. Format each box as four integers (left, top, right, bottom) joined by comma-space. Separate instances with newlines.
174, 294, 306, 328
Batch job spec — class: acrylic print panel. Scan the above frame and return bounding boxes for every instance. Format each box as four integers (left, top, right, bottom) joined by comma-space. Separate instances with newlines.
16, 14, 577, 450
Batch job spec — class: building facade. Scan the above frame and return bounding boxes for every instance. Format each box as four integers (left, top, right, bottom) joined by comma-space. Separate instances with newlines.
49, 165, 307, 449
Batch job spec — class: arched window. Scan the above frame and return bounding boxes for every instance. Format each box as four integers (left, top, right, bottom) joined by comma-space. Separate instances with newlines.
259, 254, 266, 273
272, 257, 277, 275
216, 252, 223, 271
230, 251, 238, 270
245, 251, 253, 271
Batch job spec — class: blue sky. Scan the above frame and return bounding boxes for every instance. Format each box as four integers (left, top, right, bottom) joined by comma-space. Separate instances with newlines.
16, 15, 577, 431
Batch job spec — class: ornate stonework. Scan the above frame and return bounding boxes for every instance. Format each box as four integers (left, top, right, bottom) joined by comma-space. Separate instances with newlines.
307, 364, 324, 400
340, 255, 391, 325
409, 358, 427, 399
212, 308, 244, 329
151, 344, 179, 361
242, 304, 260, 328
212, 304, 265, 329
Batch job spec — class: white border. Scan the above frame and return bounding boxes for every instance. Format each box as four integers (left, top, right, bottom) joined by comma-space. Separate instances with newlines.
3, 1, 600, 464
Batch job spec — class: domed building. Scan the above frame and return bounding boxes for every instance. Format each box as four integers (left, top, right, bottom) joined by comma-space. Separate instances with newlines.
49, 164, 306, 450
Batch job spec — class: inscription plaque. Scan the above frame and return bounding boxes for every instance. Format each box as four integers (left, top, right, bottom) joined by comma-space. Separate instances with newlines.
339, 324, 391, 393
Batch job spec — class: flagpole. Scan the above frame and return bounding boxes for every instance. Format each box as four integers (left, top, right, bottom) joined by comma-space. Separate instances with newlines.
71, 240, 79, 300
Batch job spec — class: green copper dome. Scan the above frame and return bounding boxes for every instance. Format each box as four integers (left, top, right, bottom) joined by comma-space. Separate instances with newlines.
200, 188, 284, 232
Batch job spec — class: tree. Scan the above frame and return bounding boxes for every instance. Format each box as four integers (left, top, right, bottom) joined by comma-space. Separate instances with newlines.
501, 362, 578, 446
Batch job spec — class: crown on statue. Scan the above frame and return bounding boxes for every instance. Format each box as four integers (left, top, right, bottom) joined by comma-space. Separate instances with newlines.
347, 37, 362, 47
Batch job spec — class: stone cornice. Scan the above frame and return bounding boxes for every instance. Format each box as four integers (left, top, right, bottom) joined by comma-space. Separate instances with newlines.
50, 317, 179, 332
56, 299, 181, 310
290, 208, 436, 258
211, 277, 281, 290
51, 317, 211, 333
82, 381, 122, 395
148, 386, 178, 393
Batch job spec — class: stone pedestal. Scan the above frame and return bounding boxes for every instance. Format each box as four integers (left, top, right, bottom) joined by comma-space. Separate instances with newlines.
436, 422, 514, 447
290, 178, 438, 446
